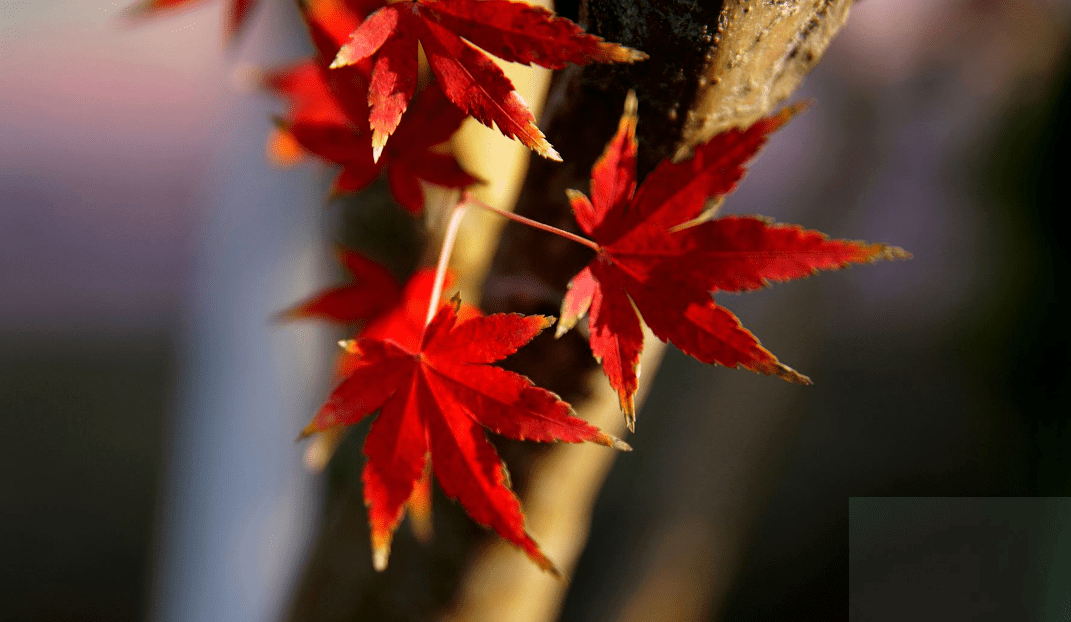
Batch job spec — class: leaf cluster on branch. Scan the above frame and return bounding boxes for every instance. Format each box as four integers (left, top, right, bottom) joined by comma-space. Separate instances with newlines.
127, 0, 904, 578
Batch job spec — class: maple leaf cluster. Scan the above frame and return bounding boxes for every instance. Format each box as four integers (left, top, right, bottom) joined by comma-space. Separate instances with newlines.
129, 0, 643, 213
127, 0, 906, 576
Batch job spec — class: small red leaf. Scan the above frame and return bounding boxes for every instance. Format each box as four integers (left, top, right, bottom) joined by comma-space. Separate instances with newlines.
429, 362, 623, 449
277, 249, 400, 324
266, 57, 475, 210
263, 60, 354, 127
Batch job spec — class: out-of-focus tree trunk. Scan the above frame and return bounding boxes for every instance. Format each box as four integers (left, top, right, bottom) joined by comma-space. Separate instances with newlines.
150, 4, 327, 622
285, 2, 853, 621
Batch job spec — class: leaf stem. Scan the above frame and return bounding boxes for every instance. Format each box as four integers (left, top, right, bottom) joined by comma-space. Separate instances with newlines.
463, 193, 600, 251
426, 202, 468, 327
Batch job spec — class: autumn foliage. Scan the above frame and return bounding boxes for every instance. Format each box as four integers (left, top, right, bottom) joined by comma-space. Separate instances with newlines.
556, 94, 908, 430
330, 0, 646, 160
127, 0, 905, 576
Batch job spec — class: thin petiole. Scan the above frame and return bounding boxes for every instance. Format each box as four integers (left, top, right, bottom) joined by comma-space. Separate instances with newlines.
462, 193, 600, 251
425, 202, 468, 327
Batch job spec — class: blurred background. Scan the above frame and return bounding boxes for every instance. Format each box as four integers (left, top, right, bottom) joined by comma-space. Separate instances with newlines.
2, 0, 1069, 621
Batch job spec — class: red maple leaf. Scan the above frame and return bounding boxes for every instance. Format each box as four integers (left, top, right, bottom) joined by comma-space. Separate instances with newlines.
283, 254, 475, 538
265, 62, 478, 212
300, 296, 629, 573
557, 94, 909, 430
265, 0, 477, 211
122, 0, 259, 38
277, 248, 402, 324
331, 269, 480, 536
331, 0, 647, 161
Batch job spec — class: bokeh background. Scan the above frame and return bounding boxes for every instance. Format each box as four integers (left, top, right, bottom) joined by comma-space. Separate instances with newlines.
2, 0, 1069, 621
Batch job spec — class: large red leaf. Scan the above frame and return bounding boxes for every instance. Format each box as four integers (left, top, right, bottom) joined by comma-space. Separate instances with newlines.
301, 300, 629, 573
559, 93, 909, 430
331, 0, 646, 160
285, 258, 475, 532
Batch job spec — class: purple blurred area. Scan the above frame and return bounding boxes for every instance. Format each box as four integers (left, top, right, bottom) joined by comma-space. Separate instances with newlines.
1, 1, 226, 334
1, 1, 1070, 621
1, 4, 227, 621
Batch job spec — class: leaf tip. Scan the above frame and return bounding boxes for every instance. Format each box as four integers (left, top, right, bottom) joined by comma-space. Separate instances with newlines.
609, 436, 632, 452
536, 315, 557, 332
874, 244, 912, 262
776, 364, 812, 385
533, 552, 563, 580
372, 546, 390, 572
564, 188, 586, 202
765, 100, 812, 132
329, 49, 351, 69
623, 90, 638, 117
620, 393, 637, 433
303, 444, 328, 471
266, 127, 305, 167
